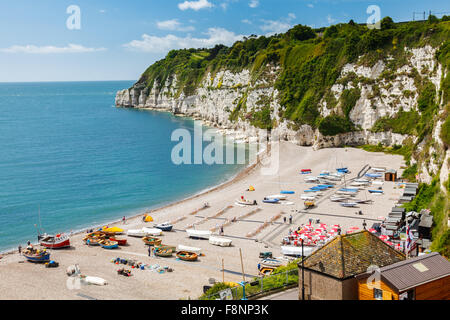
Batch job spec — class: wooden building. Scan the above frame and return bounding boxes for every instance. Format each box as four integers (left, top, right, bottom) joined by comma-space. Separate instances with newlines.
384, 169, 397, 182
297, 230, 405, 300
356, 252, 450, 300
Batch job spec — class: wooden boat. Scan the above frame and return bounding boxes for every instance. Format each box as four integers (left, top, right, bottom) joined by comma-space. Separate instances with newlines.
154, 247, 173, 257
100, 240, 118, 249
38, 233, 71, 249
142, 236, 162, 246
186, 229, 211, 239
176, 251, 198, 261
84, 237, 101, 246
258, 266, 275, 276
142, 227, 163, 236
23, 249, 50, 263
176, 245, 201, 255
259, 258, 282, 268
209, 236, 232, 247
109, 237, 127, 246
155, 245, 177, 252
154, 222, 173, 232
304, 200, 315, 208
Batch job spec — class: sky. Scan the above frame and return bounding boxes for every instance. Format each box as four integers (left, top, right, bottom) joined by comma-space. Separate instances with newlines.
0, 0, 449, 82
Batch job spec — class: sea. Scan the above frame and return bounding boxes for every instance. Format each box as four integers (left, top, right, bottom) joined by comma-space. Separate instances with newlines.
0, 81, 248, 253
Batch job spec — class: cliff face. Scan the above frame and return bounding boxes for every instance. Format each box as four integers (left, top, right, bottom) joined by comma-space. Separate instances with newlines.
116, 20, 450, 187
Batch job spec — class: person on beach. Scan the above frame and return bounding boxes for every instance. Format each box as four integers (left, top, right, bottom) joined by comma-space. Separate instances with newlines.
289, 215, 293, 224
18, 245, 22, 255
122, 216, 126, 224
220, 226, 224, 236
283, 216, 287, 224
148, 246, 152, 257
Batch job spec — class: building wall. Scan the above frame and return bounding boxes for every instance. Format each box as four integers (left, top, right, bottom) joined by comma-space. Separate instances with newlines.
298, 269, 358, 300
414, 276, 450, 300
358, 279, 399, 300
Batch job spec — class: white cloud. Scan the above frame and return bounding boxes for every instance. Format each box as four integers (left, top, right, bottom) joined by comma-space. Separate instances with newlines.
260, 13, 296, 35
242, 19, 252, 24
249, 0, 259, 8
0, 44, 106, 54
99, 9, 106, 13
123, 28, 244, 53
327, 14, 336, 24
307, 4, 314, 8
156, 19, 195, 32
220, 2, 228, 10
178, 0, 213, 11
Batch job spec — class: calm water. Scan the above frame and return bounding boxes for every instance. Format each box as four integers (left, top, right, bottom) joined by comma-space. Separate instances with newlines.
0, 81, 247, 252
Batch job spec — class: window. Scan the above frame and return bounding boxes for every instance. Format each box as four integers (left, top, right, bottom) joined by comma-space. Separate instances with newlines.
374, 288, 383, 300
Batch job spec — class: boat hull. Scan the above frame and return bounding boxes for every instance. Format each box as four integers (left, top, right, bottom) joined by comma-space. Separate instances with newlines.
40, 238, 71, 249
23, 253, 50, 263
209, 236, 232, 247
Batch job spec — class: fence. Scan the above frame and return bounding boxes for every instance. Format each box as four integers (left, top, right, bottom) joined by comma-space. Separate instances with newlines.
201, 268, 299, 300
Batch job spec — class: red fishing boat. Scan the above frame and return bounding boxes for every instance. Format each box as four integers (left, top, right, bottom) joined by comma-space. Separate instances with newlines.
38, 233, 71, 249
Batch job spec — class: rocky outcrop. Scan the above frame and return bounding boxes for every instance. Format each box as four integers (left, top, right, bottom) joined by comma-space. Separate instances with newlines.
115, 46, 445, 163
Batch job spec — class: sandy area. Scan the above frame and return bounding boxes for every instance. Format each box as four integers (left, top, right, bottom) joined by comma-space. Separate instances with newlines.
0, 142, 405, 300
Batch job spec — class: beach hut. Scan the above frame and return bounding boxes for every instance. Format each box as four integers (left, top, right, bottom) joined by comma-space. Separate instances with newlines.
384, 169, 397, 182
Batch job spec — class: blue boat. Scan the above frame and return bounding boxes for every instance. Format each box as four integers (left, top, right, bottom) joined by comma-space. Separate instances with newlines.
366, 173, 382, 178
317, 184, 334, 188
155, 223, 173, 232
280, 191, 295, 194
23, 250, 50, 263
339, 188, 358, 193
304, 189, 317, 193
263, 198, 280, 203
311, 186, 328, 191
368, 190, 384, 194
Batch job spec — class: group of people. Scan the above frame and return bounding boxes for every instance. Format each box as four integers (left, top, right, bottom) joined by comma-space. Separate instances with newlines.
283, 215, 293, 224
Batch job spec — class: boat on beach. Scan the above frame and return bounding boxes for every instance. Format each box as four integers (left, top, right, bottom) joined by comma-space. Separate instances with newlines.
154, 222, 173, 232
368, 189, 384, 194
142, 236, 162, 246
235, 197, 257, 206
154, 247, 173, 257
262, 198, 280, 204
176, 251, 198, 261
281, 245, 315, 257
265, 194, 287, 200
340, 202, 358, 207
99, 240, 118, 249
23, 249, 50, 263
176, 245, 201, 255
258, 258, 283, 268
38, 233, 71, 249
109, 237, 127, 246
186, 229, 211, 239
142, 227, 163, 236
209, 236, 232, 247
126, 229, 148, 237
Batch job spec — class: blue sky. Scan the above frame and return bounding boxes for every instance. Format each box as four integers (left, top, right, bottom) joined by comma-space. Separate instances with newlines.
0, 0, 448, 82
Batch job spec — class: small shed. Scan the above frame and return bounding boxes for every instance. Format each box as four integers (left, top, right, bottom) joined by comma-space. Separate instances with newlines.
384, 169, 397, 182
357, 252, 450, 300
419, 214, 433, 239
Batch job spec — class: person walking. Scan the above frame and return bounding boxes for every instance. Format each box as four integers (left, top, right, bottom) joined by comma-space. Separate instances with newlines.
283, 216, 287, 224
148, 245, 152, 257
220, 226, 224, 236
122, 216, 126, 224
289, 215, 293, 224
18, 245, 22, 255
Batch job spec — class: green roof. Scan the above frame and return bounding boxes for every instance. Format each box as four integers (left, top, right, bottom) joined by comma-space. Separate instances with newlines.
300, 230, 406, 279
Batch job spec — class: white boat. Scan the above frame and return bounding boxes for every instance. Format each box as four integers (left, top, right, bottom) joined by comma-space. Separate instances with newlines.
336, 191, 356, 196
265, 194, 287, 200
176, 244, 202, 255
186, 229, 211, 239
281, 246, 315, 257
350, 182, 368, 187
372, 168, 386, 172
209, 236, 232, 247
259, 258, 283, 268
126, 229, 148, 237
340, 202, 358, 207
355, 178, 370, 183
142, 227, 163, 236
82, 276, 107, 286
330, 196, 349, 202
304, 177, 318, 183
235, 199, 257, 206
301, 195, 316, 201
372, 181, 384, 186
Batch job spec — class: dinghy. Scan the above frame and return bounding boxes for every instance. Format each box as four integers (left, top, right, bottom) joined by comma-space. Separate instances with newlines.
304, 200, 315, 208
176, 251, 198, 261
109, 237, 127, 246
262, 198, 280, 204
100, 240, 118, 249
368, 189, 383, 194
304, 177, 318, 183
154, 247, 173, 257
265, 194, 287, 200
127, 229, 148, 237
280, 190, 295, 194
330, 196, 349, 202
340, 202, 358, 207
186, 229, 211, 239
259, 258, 283, 268
142, 227, 163, 236
142, 236, 162, 246
301, 194, 316, 201
235, 197, 257, 206
209, 236, 232, 247
154, 222, 173, 232
23, 249, 50, 263
82, 276, 107, 286
176, 245, 201, 255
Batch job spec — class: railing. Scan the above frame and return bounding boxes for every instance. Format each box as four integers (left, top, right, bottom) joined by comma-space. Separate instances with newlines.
200, 268, 299, 300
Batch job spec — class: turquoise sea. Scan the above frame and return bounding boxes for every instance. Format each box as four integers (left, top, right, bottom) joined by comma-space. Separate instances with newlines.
0, 81, 247, 252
